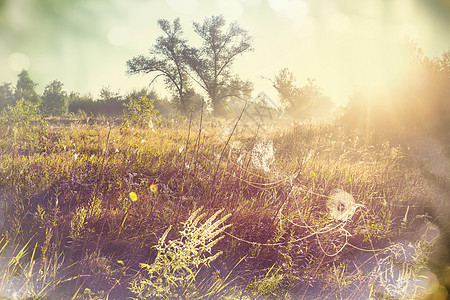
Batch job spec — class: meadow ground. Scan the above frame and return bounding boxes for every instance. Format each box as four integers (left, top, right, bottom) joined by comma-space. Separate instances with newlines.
0, 117, 449, 299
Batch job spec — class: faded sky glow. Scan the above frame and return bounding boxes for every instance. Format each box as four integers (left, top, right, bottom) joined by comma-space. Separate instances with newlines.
1, 0, 449, 106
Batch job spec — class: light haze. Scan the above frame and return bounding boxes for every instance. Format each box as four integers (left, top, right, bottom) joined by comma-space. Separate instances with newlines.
1, 0, 449, 106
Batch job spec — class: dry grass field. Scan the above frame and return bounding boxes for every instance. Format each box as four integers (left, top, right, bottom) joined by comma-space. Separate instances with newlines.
0, 113, 448, 299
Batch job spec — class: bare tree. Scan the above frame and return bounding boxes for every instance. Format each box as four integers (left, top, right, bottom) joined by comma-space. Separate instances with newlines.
184, 15, 253, 115
272, 68, 330, 120
127, 18, 192, 115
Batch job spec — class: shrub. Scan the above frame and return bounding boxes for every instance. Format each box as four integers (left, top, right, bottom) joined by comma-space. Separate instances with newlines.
129, 207, 231, 299
122, 95, 159, 128
0, 98, 47, 154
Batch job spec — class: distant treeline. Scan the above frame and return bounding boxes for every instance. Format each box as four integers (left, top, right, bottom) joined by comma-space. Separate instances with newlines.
67, 88, 173, 118
1, 40, 448, 140
0, 70, 174, 118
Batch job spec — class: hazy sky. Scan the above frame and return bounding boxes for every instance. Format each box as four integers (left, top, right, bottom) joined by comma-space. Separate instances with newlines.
1, 0, 449, 106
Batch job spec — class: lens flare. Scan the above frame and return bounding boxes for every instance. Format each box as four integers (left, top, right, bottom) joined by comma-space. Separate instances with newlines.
8, 52, 30, 71
150, 184, 158, 193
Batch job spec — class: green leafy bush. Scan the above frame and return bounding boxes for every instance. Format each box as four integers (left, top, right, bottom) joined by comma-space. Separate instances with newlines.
0, 97, 47, 153
122, 95, 159, 128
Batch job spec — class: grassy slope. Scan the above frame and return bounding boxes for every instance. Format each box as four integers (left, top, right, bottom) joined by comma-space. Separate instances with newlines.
0, 120, 448, 299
